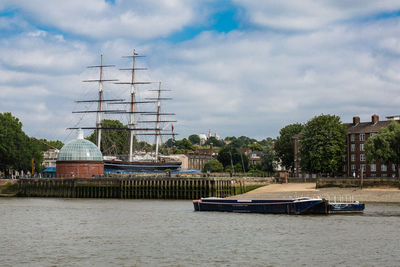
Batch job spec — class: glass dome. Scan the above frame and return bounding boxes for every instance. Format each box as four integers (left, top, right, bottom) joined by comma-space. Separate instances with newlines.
57, 139, 103, 161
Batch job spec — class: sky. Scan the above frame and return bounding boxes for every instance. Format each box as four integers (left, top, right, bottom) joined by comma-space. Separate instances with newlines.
1, 0, 400, 143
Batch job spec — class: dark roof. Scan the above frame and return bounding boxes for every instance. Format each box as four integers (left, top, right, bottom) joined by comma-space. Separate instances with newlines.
345, 120, 395, 134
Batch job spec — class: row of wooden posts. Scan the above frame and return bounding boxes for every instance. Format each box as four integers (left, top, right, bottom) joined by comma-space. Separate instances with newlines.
18, 177, 246, 199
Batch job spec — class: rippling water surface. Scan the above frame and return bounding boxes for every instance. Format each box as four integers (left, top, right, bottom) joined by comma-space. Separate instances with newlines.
1, 198, 399, 266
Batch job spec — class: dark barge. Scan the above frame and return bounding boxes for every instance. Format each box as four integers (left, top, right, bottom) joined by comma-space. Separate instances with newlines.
193, 197, 365, 215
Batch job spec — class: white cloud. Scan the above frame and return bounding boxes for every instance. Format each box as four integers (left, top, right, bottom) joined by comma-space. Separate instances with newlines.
1, 0, 200, 39
143, 18, 400, 138
233, 0, 400, 31
2, 1, 400, 141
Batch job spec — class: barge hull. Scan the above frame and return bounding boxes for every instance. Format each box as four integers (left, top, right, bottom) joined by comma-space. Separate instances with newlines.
193, 198, 329, 215
193, 198, 365, 215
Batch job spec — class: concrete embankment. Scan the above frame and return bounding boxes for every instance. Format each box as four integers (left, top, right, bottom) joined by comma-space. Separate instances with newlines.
230, 183, 400, 203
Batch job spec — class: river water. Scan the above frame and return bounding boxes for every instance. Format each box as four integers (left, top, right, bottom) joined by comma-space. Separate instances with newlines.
0, 198, 399, 267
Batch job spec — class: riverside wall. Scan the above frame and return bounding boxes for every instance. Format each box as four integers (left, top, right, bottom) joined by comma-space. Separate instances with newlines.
316, 177, 400, 188
17, 177, 247, 199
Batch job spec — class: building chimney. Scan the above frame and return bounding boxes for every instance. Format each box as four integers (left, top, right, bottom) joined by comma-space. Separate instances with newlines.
353, 116, 360, 125
372, 114, 379, 124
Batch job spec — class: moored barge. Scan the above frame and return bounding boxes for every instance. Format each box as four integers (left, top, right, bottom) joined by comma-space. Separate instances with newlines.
193, 197, 365, 215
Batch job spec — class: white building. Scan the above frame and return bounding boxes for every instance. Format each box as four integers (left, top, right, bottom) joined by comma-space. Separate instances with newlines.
43, 149, 59, 168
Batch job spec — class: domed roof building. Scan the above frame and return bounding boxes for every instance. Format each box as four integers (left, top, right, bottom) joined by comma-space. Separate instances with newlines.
56, 130, 104, 178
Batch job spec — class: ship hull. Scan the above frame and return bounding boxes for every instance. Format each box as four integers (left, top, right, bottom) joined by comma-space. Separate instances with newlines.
193, 198, 365, 215
193, 198, 329, 215
104, 160, 181, 173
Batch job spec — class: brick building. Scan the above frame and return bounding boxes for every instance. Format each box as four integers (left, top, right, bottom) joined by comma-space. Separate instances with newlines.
294, 114, 399, 178
345, 115, 397, 178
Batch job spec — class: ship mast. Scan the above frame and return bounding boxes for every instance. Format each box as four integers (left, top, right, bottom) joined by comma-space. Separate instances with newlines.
116, 50, 177, 161
71, 50, 178, 162
128, 50, 137, 162
96, 55, 104, 148
118, 50, 152, 161
154, 82, 162, 160
78, 55, 119, 150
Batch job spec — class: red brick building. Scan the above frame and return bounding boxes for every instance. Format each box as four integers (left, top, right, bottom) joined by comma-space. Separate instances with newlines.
345, 115, 397, 178
294, 114, 399, 178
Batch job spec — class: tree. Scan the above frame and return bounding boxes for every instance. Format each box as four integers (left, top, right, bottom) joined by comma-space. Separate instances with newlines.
248, 142, 264, 152
365, 121, 400, 177
224, 136, 256, 148
188, 134, 200, 145
203, 159, 224, 172
175, 138, 195, 151
258, 137, 275, 148
299, 114, 347, 175
275, 123, 304, 171
217, 146, 249, 171
163, 138, 175, 148
86, 119, 131, 156
205, 136, 225, 147
34, 139, 64, 151
260, 145, 278, 175
0, 113, 43, 176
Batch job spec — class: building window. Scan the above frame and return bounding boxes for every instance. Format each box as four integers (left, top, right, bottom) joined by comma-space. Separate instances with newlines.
370, 164, 376, 172
351, 164, 356, 171
392, 164, 396, 172
360, 133, 365, 141
370, 132, 375, 137
351, 154, 355, 162
351, 144, 355, 152
360, 154, 366, 161
360, 164, 366, 171
360, 144, 364, 151
350, 134, 355, 142
381, 164, 387, 172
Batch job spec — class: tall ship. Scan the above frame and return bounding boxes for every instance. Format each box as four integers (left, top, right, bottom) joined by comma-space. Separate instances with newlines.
69, 50, 182, 173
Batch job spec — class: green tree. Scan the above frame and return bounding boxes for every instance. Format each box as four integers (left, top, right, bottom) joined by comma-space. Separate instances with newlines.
205, 136, 225, 147
299, 114, 347, 175
86, 119, 132, 156
203, 159, 224, 172
29, 137, 44, 173
0, 113, 43, 176
217, 146, 249, 171
248, 142, 264, 151
224, 136, 256, 148
175, 138, 195, 151
258, 137, 275, 147
33, 139, 64, 151
163, 138, 175, 148
365, 121, 400, 177
260, 145, 278, 175
188, 134, 200, 145
275, 123, 304, 171
137, 141, 152, 152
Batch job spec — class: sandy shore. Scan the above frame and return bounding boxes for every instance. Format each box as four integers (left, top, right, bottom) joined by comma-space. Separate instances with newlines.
230, 183, 400, 203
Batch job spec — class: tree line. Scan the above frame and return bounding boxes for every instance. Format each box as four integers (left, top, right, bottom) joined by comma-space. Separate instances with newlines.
0, 113, 63, 177
3, 112, 399, 178
274, 114, 400, 177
